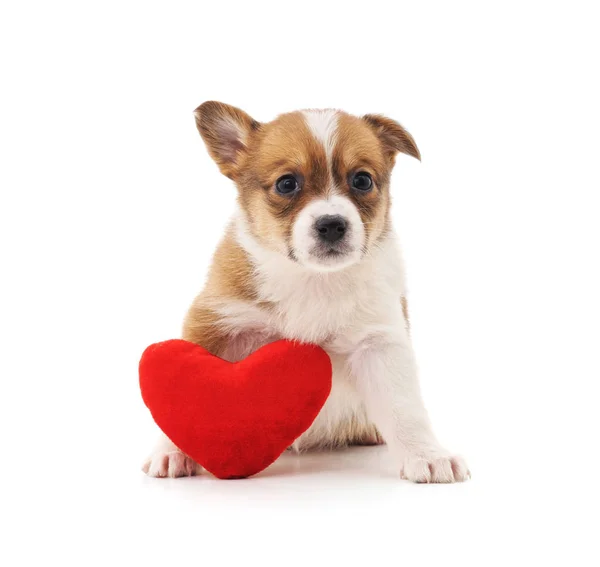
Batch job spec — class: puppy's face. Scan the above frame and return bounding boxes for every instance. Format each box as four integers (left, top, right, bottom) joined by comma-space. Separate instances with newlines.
195, 102, 420, 272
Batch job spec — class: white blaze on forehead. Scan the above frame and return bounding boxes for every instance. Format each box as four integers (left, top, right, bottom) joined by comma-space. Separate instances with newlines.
301, 109, 339, 164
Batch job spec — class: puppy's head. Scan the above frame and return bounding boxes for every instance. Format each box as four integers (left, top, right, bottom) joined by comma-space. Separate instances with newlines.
195, 101, 420, 272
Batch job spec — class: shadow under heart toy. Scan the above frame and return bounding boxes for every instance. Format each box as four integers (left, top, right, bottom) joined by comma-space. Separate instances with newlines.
139, 339, 332, 479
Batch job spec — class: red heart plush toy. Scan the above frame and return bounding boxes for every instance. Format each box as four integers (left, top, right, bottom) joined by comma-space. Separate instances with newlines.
139, 339, 332, 479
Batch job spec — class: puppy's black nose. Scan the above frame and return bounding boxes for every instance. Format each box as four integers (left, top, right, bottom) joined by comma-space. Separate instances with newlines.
315, 215, 347, 243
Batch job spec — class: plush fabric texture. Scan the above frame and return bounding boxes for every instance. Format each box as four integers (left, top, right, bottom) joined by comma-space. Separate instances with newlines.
139, 339, 332, 479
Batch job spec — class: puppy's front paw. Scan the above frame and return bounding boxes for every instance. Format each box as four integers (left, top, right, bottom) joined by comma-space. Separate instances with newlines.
400, 452, 470, 483
142, 450, 202, 478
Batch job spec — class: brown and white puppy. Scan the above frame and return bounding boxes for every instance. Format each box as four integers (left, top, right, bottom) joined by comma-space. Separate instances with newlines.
142, 102, 469, 483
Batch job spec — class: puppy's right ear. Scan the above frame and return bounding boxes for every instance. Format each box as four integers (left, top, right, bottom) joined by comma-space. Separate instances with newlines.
194, 101, 260, 179
362, 114, 421, 161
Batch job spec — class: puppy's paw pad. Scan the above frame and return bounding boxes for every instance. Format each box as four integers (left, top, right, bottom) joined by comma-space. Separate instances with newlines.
400, 454, 470, 483
142, 451, 202, 478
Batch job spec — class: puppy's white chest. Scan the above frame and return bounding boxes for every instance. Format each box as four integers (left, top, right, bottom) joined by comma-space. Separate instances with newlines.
271, 279, 359, 343
250, 256, 369, 343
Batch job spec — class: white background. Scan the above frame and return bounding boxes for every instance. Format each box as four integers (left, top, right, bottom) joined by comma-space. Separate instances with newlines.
2, 1, 599, 565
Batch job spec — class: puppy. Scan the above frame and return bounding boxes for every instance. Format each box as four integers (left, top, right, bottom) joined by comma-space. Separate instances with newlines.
142, 102, 469, 483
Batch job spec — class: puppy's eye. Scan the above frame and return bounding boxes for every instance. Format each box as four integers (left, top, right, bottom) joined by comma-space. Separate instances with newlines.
275, 175, 300, 195
351, 172, 373, 192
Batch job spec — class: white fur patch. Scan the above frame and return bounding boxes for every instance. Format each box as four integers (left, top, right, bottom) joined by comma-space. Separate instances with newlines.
301, 109, 339, 166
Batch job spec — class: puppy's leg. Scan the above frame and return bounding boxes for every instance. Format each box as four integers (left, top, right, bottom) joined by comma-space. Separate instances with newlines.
141, 300, 274, 477
142, 432, 203, 478
142, 303, 230, 478
348, 328, 469, 483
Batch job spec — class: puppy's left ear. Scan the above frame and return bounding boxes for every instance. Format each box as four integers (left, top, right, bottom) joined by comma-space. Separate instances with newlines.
194, 101, 261, 179
363, 114, 421, 161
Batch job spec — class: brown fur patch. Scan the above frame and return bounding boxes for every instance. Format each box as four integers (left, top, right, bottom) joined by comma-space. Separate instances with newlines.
182, 304, 230, 357
362, 114, 421, 161
182, 226, 257, 356
202, 225, 257, 302
333, 113, 392, 245
236, 112, 331, 255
